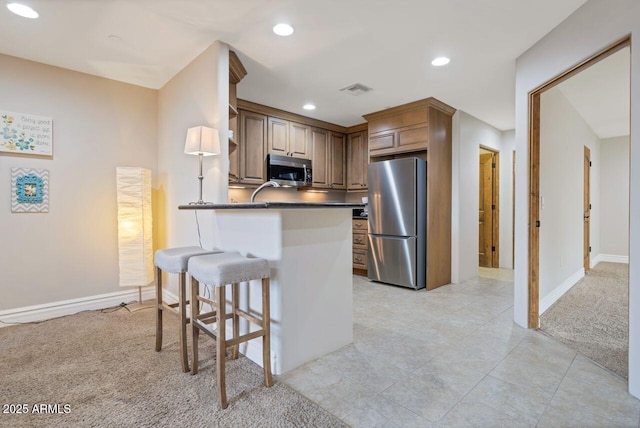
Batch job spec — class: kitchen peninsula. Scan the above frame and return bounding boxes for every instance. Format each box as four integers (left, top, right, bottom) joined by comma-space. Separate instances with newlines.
179, 202, 364, 374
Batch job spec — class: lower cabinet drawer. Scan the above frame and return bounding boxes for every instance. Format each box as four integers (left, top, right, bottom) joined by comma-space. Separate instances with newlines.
353, 250, 367, 269
353, 232, 368, 249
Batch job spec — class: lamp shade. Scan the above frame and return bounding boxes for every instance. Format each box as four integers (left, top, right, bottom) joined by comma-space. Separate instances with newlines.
116, 167, 153, 287
184, 126, 220, 156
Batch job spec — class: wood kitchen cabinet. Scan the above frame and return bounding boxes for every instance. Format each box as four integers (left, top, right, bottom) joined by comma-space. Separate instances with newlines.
289, 122, 311, 158
364, 98, 455, 290
329, 132, 346, 189
352, 218, 368, 274
238, 109, 267, 184
228, 50, 247, 183
311, 127, 329, 187
267, 118, 310, 159
237, 99, 353, 190
347, 129, 368, 190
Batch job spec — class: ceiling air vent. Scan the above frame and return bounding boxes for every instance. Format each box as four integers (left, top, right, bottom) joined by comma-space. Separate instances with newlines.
340, 83, 373, 96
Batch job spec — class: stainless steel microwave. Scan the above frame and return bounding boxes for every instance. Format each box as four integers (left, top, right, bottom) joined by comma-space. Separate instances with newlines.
266, 154, 312, 187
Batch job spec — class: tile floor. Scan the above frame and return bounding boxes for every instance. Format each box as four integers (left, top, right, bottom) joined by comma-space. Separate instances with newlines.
280, 270, 640, 427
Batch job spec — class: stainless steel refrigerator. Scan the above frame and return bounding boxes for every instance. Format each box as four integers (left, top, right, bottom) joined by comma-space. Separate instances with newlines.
367, 158, 426, 289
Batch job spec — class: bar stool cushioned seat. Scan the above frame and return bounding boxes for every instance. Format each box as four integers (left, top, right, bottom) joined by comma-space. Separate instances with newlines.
188, 251, 270, 285
188, 251, 273, 409
154, 246, 222, 372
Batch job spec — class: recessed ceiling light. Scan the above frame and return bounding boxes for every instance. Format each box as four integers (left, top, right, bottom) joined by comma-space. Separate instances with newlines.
303, 104, 316, 110
7, 2, 39, 19
431, 57, 450, 66
273, 23, 294, 36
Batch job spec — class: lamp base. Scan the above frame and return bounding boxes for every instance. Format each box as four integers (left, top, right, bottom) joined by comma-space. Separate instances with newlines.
125, 300, 155, 312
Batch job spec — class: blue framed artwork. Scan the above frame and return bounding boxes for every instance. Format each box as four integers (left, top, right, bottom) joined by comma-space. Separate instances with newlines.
11, 168, 49, 213
1, 111, 53, 156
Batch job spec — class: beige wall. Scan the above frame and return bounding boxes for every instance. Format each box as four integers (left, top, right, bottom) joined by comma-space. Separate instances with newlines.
157, 41, 228, 295
539, 87, 601, 306
599, 136, 630, 257
0, 54, 158, 310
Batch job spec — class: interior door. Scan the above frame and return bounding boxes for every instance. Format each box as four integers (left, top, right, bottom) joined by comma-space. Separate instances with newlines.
584, 146, 591, 271
479, 152, 494, 267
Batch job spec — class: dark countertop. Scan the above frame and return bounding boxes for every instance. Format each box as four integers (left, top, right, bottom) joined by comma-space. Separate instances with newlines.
179, 202, 366, 210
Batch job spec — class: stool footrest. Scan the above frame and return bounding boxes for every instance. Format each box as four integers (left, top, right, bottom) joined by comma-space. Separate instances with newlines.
196, 296, 216, 307
192, 319, 265, 349
236, 309, 262, 326
225, 330, 265, 348
161, 302, 180, 314
197, 311, 234, 324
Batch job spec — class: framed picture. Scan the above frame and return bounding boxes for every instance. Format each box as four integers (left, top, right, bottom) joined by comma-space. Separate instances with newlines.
11, 168, 49, 213
1, 111, 53, 156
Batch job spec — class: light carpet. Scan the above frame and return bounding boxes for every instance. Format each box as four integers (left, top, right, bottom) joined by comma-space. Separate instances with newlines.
0, 307, 347, 428
540, 262, 628, 378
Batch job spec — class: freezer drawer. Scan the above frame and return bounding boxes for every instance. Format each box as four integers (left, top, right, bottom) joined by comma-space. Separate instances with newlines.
367, 235, 425, 289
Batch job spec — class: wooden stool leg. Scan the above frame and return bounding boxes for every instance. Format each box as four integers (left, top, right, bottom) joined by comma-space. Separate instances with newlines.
262, 278, 273, 387
155, 267, 163, 352
216, 285, 228, 409
231, 283, 240, 359
190, 277, 200, 375
178, 272, 190, 373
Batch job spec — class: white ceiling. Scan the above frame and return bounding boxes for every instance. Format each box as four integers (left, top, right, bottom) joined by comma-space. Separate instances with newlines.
0, 0, 589, 130
557, 47, 630, 139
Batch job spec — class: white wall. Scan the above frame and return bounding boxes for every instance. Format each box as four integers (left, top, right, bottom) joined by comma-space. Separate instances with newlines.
157, 42, 229, 293
514, 0, 640, 397
501, 129, 516, 269
0, 54, 158, 310
539, 87, 600, 308
599, 136, 630, 258
452, 111, 513, 283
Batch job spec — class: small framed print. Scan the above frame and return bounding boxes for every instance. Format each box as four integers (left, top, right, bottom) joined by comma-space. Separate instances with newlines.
1, 111, 53, 156
11, 168, 49, 213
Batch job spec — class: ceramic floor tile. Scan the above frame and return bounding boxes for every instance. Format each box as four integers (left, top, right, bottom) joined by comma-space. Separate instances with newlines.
466, 375, 551, 421
489, 333, 576, 398
283, 276, 637, 426
538, 396, 635, 428
429, 338, 513, 375
552, 355, 640, 426
296, 375, 377, 419
345, 393, 433, 428
382, 372, 463, 422
436, 396, 535, 428
478, 267, 514, 282
414, 359, 486, 395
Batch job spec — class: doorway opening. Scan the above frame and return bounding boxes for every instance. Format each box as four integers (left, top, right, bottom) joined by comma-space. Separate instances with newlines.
479, 147, 499, 268
528, 37, 631, 378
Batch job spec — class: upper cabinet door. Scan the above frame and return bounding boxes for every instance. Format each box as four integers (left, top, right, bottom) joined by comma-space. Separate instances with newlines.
289, 122, 311, 159
268, 117, 289, 156
311, 127, 329, 187
239, 110, 267, 184
330, 132, 346, 189
348, 131, 368, 190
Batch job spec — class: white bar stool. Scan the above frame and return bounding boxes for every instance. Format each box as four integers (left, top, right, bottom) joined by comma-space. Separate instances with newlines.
188, 251, 273, 409
154, 246, 222, 372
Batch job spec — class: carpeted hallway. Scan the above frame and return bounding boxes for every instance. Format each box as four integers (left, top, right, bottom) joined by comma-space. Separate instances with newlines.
0, 307, 346, 428
540, 262, 628, 378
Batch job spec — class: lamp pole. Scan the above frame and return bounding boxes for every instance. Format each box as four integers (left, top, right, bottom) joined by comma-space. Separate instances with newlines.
197, 152, 204, 204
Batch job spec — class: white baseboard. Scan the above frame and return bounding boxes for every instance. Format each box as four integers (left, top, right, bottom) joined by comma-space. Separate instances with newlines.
591, 254, 629, 267
0, 286, 156, 328
539, 268, 585, 315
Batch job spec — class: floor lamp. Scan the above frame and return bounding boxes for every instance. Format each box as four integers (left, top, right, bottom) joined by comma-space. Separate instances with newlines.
116, 167, 154, 309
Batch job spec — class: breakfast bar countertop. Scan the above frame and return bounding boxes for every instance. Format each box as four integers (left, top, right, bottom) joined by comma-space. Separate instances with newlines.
178, 202, 366, 210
